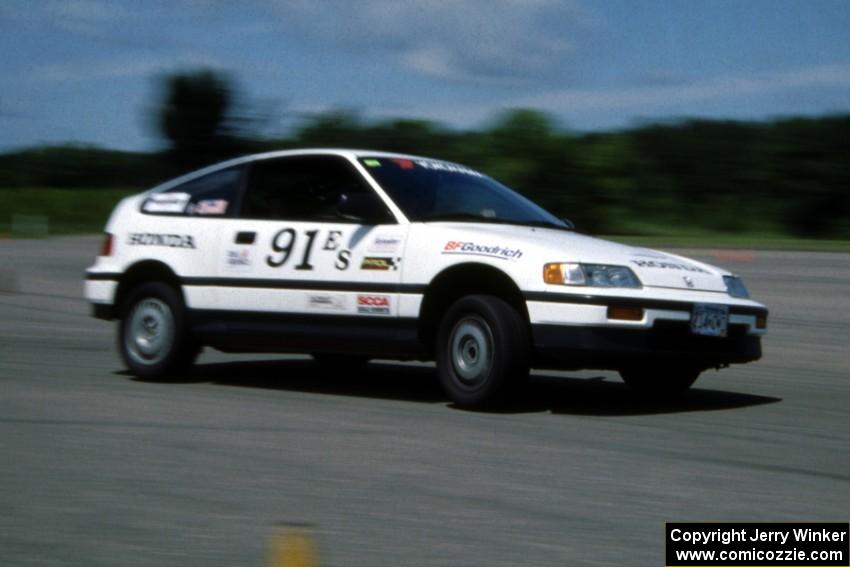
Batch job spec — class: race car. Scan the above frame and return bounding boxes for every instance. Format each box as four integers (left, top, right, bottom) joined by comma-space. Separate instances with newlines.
84, 149, 768, 406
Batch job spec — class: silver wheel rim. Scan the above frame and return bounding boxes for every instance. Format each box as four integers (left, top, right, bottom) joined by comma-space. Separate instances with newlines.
125, 298, 174, 366
450, 315, 493, 386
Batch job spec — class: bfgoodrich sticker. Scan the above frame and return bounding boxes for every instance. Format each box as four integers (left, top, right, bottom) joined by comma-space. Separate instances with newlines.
442, 241, 522, 260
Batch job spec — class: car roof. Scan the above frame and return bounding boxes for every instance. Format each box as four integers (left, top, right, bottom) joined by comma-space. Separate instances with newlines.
205, 148, 433, 170
145, 148, 438, 194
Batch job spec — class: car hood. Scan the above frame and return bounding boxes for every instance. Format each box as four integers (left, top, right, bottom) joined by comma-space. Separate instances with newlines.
429, 223, 729, 292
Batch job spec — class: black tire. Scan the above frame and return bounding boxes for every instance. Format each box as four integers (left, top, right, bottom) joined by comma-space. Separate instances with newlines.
118, 282, 198, 379
619, 364, 701, 397
436, 295, 530, 407
312, 353, 370, 370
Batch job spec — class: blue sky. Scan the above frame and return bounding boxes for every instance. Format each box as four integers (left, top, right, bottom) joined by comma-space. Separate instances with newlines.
2, 0, 849, 151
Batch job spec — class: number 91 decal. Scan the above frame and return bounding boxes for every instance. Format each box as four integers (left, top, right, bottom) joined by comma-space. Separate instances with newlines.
267, 228, 352, 270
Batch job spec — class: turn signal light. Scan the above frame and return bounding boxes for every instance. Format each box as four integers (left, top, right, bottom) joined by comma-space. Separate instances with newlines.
756, 313, 767, 329
607, 306, 643, 321
99, 233, 113, 257
543, 263, 564, 284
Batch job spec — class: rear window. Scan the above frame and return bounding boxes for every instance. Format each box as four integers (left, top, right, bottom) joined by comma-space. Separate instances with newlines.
142, 166, 244, 217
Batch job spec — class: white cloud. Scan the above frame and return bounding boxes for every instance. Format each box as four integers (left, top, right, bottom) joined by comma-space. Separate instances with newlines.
520, 64, 850, 112
44, 0, 130, 35
391, 64, 850, 126
33, 54, 227, 83
263, 0, 591, 82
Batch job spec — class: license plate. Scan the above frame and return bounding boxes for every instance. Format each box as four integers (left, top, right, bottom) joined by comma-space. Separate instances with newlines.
690, 304, 729, 337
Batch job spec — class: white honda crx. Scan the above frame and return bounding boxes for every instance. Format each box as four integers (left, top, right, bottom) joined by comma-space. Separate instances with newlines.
85, 149, 768, 406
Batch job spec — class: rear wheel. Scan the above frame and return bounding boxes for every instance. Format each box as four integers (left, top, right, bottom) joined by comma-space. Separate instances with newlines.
436, 295, 529, 407
619, 364, 701, 396
119, 282, 198, 378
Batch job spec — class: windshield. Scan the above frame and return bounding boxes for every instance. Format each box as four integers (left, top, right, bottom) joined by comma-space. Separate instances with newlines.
358, 157, 568, 228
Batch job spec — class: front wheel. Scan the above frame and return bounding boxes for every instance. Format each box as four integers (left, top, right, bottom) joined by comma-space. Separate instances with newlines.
436, 295, 530, 407
619, 364, 701, 396
119, 282, 198, 379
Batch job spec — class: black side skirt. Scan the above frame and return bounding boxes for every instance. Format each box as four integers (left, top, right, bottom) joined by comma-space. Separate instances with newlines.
189, 310, 424, 358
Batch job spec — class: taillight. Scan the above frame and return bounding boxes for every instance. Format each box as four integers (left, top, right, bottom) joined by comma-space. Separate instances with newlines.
100, 233, 114, 257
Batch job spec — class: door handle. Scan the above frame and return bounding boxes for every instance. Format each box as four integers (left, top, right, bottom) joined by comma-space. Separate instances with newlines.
235, 231, 256, 244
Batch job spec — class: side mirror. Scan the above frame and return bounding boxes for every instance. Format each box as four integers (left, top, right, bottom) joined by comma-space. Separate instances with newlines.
561, 218, 576, 230
336, 192, 389, 224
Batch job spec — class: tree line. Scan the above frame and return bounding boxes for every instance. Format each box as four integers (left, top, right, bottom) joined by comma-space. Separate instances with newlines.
1, 70, 848, 238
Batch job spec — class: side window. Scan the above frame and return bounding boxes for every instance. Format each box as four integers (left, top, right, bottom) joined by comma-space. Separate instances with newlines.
142, 166, 244, 217
241, 156, 393, 223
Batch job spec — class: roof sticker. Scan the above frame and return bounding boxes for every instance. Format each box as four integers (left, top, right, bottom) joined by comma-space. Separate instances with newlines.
414, 160, 483, 177
391, 159, 414, 169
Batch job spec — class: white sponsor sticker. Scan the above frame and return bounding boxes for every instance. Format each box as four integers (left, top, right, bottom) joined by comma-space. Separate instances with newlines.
368, 235, 403, 253
142, 192, 191, 213
225, 249, 252, 271
307, 294, 347, 311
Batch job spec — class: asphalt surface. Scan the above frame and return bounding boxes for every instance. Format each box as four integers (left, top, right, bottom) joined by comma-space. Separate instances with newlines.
0, 236, 848, 567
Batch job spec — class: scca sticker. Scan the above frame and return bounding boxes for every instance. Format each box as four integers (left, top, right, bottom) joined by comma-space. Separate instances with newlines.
442, 241, 522, 260
357, 295, 390, 315
128, 233, 196, 249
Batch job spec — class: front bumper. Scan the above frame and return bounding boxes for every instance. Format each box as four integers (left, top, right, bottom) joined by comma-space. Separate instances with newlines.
525, 291, 766, 370
532, 321, 761, 370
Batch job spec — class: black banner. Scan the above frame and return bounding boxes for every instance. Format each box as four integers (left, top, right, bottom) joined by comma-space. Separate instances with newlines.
666, 523, 849, 566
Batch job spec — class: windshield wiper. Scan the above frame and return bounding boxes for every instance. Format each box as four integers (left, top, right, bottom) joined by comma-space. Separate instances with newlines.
418, 213, 572, 231
514, 219, 573, 231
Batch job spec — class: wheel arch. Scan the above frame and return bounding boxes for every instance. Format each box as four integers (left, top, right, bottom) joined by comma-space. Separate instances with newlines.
418, 262, 529, 354
115, 261, 184, 317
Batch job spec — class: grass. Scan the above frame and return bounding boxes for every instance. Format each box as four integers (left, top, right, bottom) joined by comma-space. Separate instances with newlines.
1, 187, 849, 252
601, 234, 850, 252
0, 187, 135, 236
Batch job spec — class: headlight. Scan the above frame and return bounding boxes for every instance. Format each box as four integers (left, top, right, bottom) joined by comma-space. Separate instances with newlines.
543, 263, 642, 288
723, 275, 750, 298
